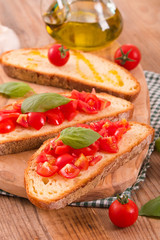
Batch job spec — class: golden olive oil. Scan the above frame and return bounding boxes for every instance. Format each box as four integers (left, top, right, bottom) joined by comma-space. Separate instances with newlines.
43, 1, 123, 51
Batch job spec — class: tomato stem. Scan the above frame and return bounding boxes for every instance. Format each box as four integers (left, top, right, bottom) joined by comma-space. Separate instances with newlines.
115, 48, 135, 65
59, 45, 69, 59
117, 194, 129, 204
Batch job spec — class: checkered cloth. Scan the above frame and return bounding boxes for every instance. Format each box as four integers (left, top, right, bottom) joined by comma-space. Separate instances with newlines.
0, 71, 160, 207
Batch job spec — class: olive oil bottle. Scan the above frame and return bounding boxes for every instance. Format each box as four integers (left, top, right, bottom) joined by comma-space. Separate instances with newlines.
42, 0, 123, 51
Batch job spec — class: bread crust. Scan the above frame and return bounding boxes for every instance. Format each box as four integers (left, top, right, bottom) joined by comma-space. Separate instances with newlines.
0, 93, 133, 155
1, 48, 141, 101
24, 122, 154, 209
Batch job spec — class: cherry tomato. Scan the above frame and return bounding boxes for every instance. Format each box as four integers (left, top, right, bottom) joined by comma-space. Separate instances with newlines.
45, 108, 64, 125
109, 195, 139, 228
37, 162, 58, 177
0, 119, 16, 133
114, 44, 141, 70
55, 153, 74, 169
74, 153, 89, 170
59, 163, 80, 179
48, 44, 70, 66
27, 112, 46, 130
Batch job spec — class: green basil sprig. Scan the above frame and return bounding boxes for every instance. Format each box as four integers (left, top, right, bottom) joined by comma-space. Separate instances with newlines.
21, 92, 71, 113
57, 127, 102, 149
139, 196, 160, 218
0, 82, 34, 98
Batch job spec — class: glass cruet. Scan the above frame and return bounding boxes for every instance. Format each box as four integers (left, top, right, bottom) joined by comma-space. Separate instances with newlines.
41, 0, 123, 51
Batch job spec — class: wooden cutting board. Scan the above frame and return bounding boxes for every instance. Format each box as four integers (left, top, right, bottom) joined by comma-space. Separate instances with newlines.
0, 42, 150, 200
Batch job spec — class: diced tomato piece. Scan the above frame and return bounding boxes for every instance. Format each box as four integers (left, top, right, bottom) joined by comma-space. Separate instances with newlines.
90, 120, 106, 132
44, 140, 57, 157
55, 144, 71, 155
36, 152, 48, 163
89, 155, 102, 166
59, 163, 80, 179
12, 101, 22, 112
27, 112, 46, 130
77, 100, 98, 114
114, 127, 127, 141
99, 136, 118, 153
74, 153, 89, 170
17, 114, 29, 128
55, 153, 74, 169
71, 145, 96, 157
37, 162, 58, 177
45, 108, 64, 125
60, 100, 78, 121
0, 112, 20, 122
99, 99, 111, 110
0, 119, 16, 133
70, 89, 86, 101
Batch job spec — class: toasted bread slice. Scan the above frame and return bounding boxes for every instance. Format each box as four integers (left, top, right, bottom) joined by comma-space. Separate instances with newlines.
24, 122, 154, 209
0, 92, 133, 155
0, 48, 140, 100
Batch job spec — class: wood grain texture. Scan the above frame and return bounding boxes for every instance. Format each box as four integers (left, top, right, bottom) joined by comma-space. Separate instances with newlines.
0, 42, 150, 200
0, 0, 159, 239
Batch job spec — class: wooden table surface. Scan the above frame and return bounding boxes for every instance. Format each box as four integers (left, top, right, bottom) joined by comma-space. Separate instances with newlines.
0, 0, 160, 239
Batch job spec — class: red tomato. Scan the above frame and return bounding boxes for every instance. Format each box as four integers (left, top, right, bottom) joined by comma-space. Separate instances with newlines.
55, 153, 74, 169
55, 144, 71, 155
45, 108, 64, 125
89, 155, 102, 166
114, 127, 127, 141
17, 114, 29, 128
60, 100, 78, 121
114, 44, 141, 70
36, 152, 48, 163
0, 119, 16, 133
77, 100, 98, 114
109, 195, 139, 228
48, 44, 70, 66
12, 101, 22, 112
71, 144, 98, 157
99, 136, 118, 153
37, 162, 58, 177
27, 112, 46, 130
0, 112, 20, 122
74, 153, 89, 170
59, 163, 80, 179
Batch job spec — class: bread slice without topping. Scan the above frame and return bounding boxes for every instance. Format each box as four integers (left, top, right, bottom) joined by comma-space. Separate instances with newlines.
24, 122, 154, 209
0, 48, 140, 100
0, 92, 133, 155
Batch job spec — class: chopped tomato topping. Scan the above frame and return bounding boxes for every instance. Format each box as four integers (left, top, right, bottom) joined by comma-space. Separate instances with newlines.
55, 153, 74, 169
45, 108, 64, 125
17, 114, 29, 128
0, 119, 16, 133
37, 162, 58, 177
89, 155, 102, 166
74, 153, 89, 170
36, 152, 48, 163
59, 163, 80, 179
99, 136, 118, 153
27, 112, 46, 130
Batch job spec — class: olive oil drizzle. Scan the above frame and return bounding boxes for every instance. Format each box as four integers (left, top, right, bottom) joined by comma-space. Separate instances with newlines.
73, 51, 104, 82
73, 51, 124, 86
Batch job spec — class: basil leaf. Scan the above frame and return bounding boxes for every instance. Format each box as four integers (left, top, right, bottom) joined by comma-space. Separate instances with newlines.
21, 93, 71, 113
139, 196, 160, 218
0, 82, 33, 98
58, 127, 102, 149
